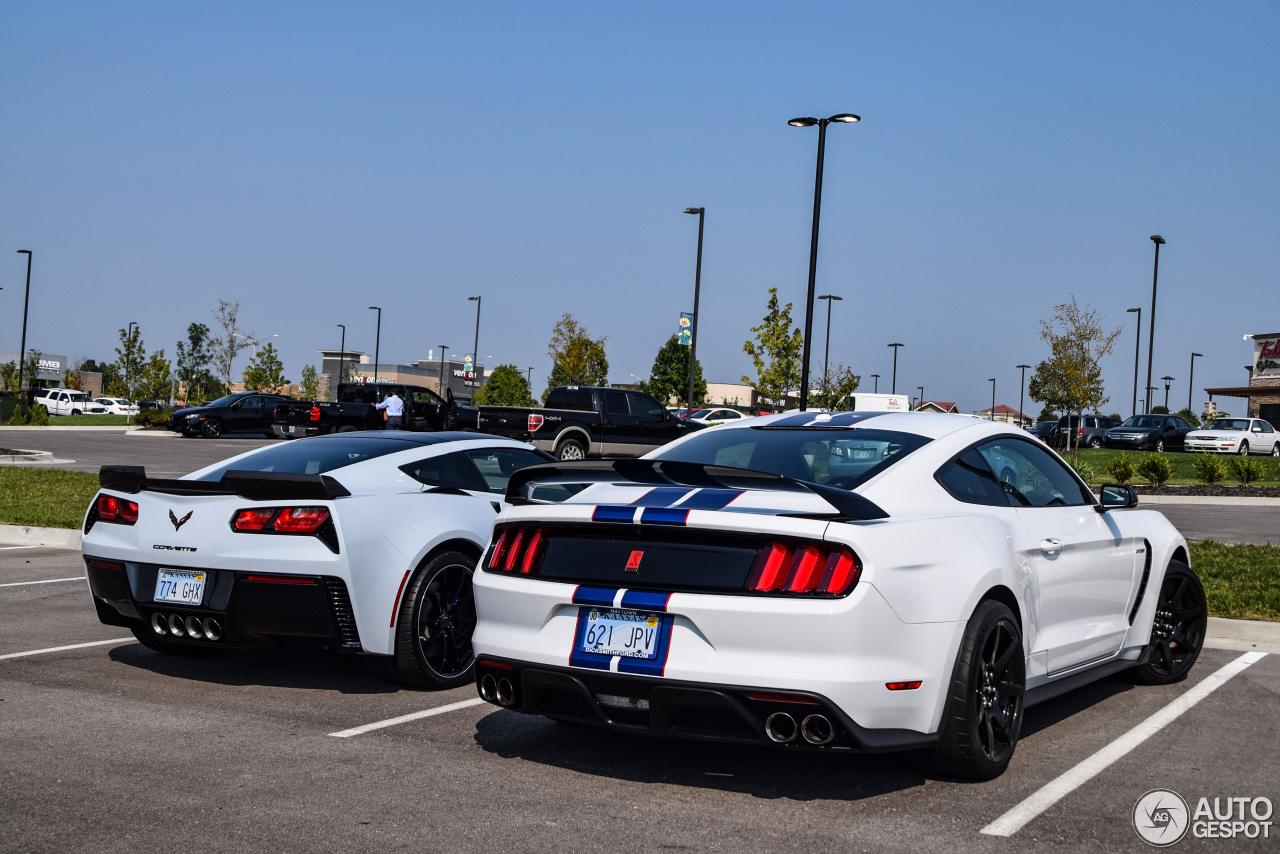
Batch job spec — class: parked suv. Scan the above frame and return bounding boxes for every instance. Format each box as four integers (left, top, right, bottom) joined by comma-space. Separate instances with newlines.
1052, 414, 1120, 449
33, 389, 107, 416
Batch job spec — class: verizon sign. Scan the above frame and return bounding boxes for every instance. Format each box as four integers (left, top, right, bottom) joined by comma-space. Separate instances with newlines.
1252, 333, 1280, 378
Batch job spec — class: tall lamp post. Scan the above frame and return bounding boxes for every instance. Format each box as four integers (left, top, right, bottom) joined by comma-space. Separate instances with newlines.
988, 378, 996, 420
1161, 376, 1174, 411
916, 386, 924, 411
438, 345, 449, 398
887, 343, 903, 394
125, 321, 138, 423
526, 367, 534, 399
682, 207, 706, 411
1144, 236, 1166, 414
817, 294, 842, 394
1016, 364, 1031, 428
1188, 353, 1202, 414
871, 374, 880, 393
788, 112, 860, 410
335, 324, 346, 398
15, 250, 33, 399
1127, 307, 1141, 417
368, 306, 382, 388
468, 296, 481, 383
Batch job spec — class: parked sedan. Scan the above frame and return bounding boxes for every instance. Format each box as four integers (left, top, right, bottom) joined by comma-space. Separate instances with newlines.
687, 407, 747, 427
1025, 422, 1057, 443
1185, 418, 1280, 456
167, 392, 293, 438
95, 398, 139, 416
1103, 414, 1195, 453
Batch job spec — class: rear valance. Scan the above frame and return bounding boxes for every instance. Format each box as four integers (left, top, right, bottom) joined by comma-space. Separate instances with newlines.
505, 460, 887, 521
99, 466, 351, 501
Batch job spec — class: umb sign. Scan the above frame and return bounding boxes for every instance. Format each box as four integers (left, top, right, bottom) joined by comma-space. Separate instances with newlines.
677, 312, 693, 346
1251, 333, 1280, 378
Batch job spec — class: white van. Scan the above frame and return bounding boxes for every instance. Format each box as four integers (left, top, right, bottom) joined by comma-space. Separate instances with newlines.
33, 389, 107, 416
846, 393, 912, 413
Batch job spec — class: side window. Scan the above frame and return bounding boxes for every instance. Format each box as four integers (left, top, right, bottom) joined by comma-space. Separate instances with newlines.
604, 390, 629, 415
464, 447, 553, 494
241, 396, 262, 410
976, 438, 1092, 508
936, 448, 1008, 507
566, 390, 594, 411
545, 388, 566, 409
412, 390, 441, 406
1260, 422, 1274, 434
400, 452, 487, 492
629, 392, 664, 418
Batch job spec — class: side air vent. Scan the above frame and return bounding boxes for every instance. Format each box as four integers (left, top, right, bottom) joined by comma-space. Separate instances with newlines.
324, 577, 362, 651
1129, 539, 1153, 625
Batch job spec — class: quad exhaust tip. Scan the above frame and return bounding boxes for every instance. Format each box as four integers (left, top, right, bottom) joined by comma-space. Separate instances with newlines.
149, 613, 223, 642
479, 673, 499, 702
801, 714, 835, 745
150, 613, 166, 635
764, 712, 798, 743
167, 614, 185, 637
185, 616, 204, 639
496, 678, 516, 707
202, 618, 222, 642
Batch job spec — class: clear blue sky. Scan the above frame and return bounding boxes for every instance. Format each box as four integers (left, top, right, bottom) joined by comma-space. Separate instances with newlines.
4, 1, 1277, 414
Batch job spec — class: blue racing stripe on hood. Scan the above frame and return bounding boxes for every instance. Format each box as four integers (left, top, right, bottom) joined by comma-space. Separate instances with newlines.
629, 487, 693, 507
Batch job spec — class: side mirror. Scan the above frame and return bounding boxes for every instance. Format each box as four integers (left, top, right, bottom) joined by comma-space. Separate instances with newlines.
1097, 483, 1138, 512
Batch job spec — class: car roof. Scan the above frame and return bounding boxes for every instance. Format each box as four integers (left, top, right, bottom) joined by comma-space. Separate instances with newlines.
714, 410, 1010, 441
306, 430, 514, 445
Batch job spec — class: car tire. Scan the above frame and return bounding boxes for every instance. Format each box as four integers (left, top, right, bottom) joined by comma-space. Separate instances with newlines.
129, 625, 221, 657
1238, 440, 1249, 455
556, 437, 587, 461
1272, 443, 1279, 457
932, 600, 1025, 780
372, 550, 478, 690
200, 417, 222, 439
72, 409, 82, 417
1155, 439, 1164, 453
1089, 437, 1102, 448
1130, 561, 1206, 686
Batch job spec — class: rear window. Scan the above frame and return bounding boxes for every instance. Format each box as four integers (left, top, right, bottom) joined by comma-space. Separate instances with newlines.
650, 427, 930, 490
198, 437, 418, 480
547, 388, 594, 411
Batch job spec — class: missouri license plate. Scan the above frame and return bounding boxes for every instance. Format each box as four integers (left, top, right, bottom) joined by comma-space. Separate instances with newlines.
579, 608, 661, 659
155, 568, 206, 605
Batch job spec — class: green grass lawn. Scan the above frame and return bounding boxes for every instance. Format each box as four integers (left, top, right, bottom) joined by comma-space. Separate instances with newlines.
0, 468, 99, 529
1069, 447, 1279, 486
1188, 541, 1280, 622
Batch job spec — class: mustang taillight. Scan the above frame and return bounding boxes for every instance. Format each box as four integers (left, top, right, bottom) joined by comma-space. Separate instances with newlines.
309, 406, 321, 423
96, 494, 139, 526
232, 507, 330, 533
486, 526, 547, 575
747, 542, 861, 596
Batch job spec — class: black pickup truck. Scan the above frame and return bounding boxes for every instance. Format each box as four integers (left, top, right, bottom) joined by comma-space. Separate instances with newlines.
477, 385, 702, 460
272, 383, 477, 438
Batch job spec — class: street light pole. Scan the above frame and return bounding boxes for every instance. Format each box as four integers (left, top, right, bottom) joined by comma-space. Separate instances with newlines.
468, 296, 481, 382
683, 207, 705, 412
368, 306, 382, 389
125, 321, 138, 424
15, 251, 32, 398
1126, 307, 1141, 417
887, 343, 903, 394
988, 378, 996, 421
526, 367, 534, 399
917, 386, 924, 411
817, 295, 842, 402
438, 345, 449, 399
336, 324, 346, 399
1144, 236, 1166, 414
1188, 353, 1202, 414
871, 374, 880, 393
1162, 376, 1174, 411
1016, 364, 1031, 428
788, 113, 860, 411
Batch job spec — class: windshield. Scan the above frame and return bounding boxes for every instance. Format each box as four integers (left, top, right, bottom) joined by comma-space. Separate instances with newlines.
1204, 419, 1249, 431
200, 394, 239, 408
650, 427, 931, 490
198, 437, 420, 481
1118, 416, 1165, 429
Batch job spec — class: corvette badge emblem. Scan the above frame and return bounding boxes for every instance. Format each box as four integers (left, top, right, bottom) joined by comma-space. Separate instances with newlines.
625, 550, 643, 571
169, 510, 193, 532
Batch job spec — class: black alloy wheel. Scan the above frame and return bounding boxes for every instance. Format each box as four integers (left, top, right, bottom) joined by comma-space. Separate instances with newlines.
934, 600, 1025, 780
1132, 561, 1206, 685
200, 417, 222, 439
373, 550, 477, 690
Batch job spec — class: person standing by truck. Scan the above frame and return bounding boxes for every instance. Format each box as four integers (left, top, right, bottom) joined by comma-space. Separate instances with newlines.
375, 390, 405, 430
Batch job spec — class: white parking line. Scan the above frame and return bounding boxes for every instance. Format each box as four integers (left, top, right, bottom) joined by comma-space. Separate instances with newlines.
0, 638, 133, 661
0, 577, 86, 588
981, 651, 1267, 837
0, 546, 40, 551
329, 697, 487, 737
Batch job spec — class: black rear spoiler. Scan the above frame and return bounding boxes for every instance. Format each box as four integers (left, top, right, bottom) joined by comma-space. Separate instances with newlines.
505, 459, 888, 521
99, 466, 351, 501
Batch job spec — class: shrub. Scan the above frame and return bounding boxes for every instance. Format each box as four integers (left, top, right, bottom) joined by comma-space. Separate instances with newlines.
133, 407, 174, 429
1190, 453, 1228, 485
29, 404, 48, 426
1067, 457, 1095, 483
1104, 452, 1135, 484
1136, 453, 1175, 487
1230, 455, 1268, 487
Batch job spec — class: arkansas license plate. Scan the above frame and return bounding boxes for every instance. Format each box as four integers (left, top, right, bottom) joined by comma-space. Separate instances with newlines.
579, 608, 661, 659
155, 568, 206, 605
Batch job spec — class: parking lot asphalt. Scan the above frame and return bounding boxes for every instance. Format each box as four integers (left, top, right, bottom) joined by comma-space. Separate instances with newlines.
0, 428, 274, 477
1154, 505, 1280, 546
2, 547, 1276, 852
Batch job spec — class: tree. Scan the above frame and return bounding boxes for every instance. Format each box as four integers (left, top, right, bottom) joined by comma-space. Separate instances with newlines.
639, 335, 706, 409
1037, 405, 1058, 423
242, 343, 289, 392
1175, 407, 1201, 427
207, 300, 254, 387
544, 314, 609, 400
135, 350, 174, 402
111, 326, 146, 399
1027, 296, 1122, 457
742, 288, 802, 410
811, 363, 861, 411
175, 323, 219, 404
475, 364, 536, 406
299, 365, 320, 401
1, 351, 42, 394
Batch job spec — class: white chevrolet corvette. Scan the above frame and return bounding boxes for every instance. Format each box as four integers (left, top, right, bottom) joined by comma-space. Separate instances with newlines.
471, 411, 1207, 779
81, 431, 551, 689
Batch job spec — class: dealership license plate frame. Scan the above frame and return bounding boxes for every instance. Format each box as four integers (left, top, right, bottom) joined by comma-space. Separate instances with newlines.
154, 568, 206, 606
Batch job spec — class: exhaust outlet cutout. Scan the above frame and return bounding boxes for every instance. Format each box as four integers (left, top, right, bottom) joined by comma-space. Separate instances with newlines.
479, 673, 499, 702
150, 613, 167, 635
764, 712, 798, 743
801, 714, 835, 745
496, 678, 516, 707
202, 618, 222, 642
185, 616, 204, 639
168, 614, 185, 637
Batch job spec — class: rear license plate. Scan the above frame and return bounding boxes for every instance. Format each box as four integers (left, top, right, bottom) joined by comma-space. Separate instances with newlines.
579, 608, 661, 659
155, 568, 206, 605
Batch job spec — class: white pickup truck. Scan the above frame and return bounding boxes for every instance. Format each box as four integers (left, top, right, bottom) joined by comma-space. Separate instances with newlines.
33, 389, 107, 416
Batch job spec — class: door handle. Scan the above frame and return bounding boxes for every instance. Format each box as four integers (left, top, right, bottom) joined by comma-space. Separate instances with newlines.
1040, 538, 1063, 553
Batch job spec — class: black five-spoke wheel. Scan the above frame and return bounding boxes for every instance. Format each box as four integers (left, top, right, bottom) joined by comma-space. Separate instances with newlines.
1132, 561, 1206, 685
374, 550, 478, 690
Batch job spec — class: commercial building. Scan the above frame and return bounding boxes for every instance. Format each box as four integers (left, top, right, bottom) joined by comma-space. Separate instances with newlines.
0, 350, 68, 389
1204, 331, 1280, 428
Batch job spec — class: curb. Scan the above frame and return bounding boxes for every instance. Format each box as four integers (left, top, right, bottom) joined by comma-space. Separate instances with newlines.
0, 450, 53, 464
1140, 495, 1280, 507
0, 425, 133, 432
0, 524, 82, 549
1205, 616, 1280, 653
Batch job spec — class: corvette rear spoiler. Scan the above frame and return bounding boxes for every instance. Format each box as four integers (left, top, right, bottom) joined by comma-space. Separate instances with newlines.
99, 466, 351, 501
505, 459, 888, 521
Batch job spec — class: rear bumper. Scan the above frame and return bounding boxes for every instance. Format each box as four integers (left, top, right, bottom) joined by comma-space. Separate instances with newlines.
475, 659, 937, 753
272, 424, 321, 439
85, 556, 362, 651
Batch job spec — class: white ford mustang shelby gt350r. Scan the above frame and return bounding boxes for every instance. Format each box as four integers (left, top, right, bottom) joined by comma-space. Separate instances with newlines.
471, 412, 1207, 778
81, 431, 551, 689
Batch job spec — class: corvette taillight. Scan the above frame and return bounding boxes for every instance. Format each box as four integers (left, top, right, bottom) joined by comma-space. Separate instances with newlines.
747, 542, 861, 596
486, 526, 547, 575
232, 507, 330, 533
96, 494, 139, 526
234, 509, 275, 531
